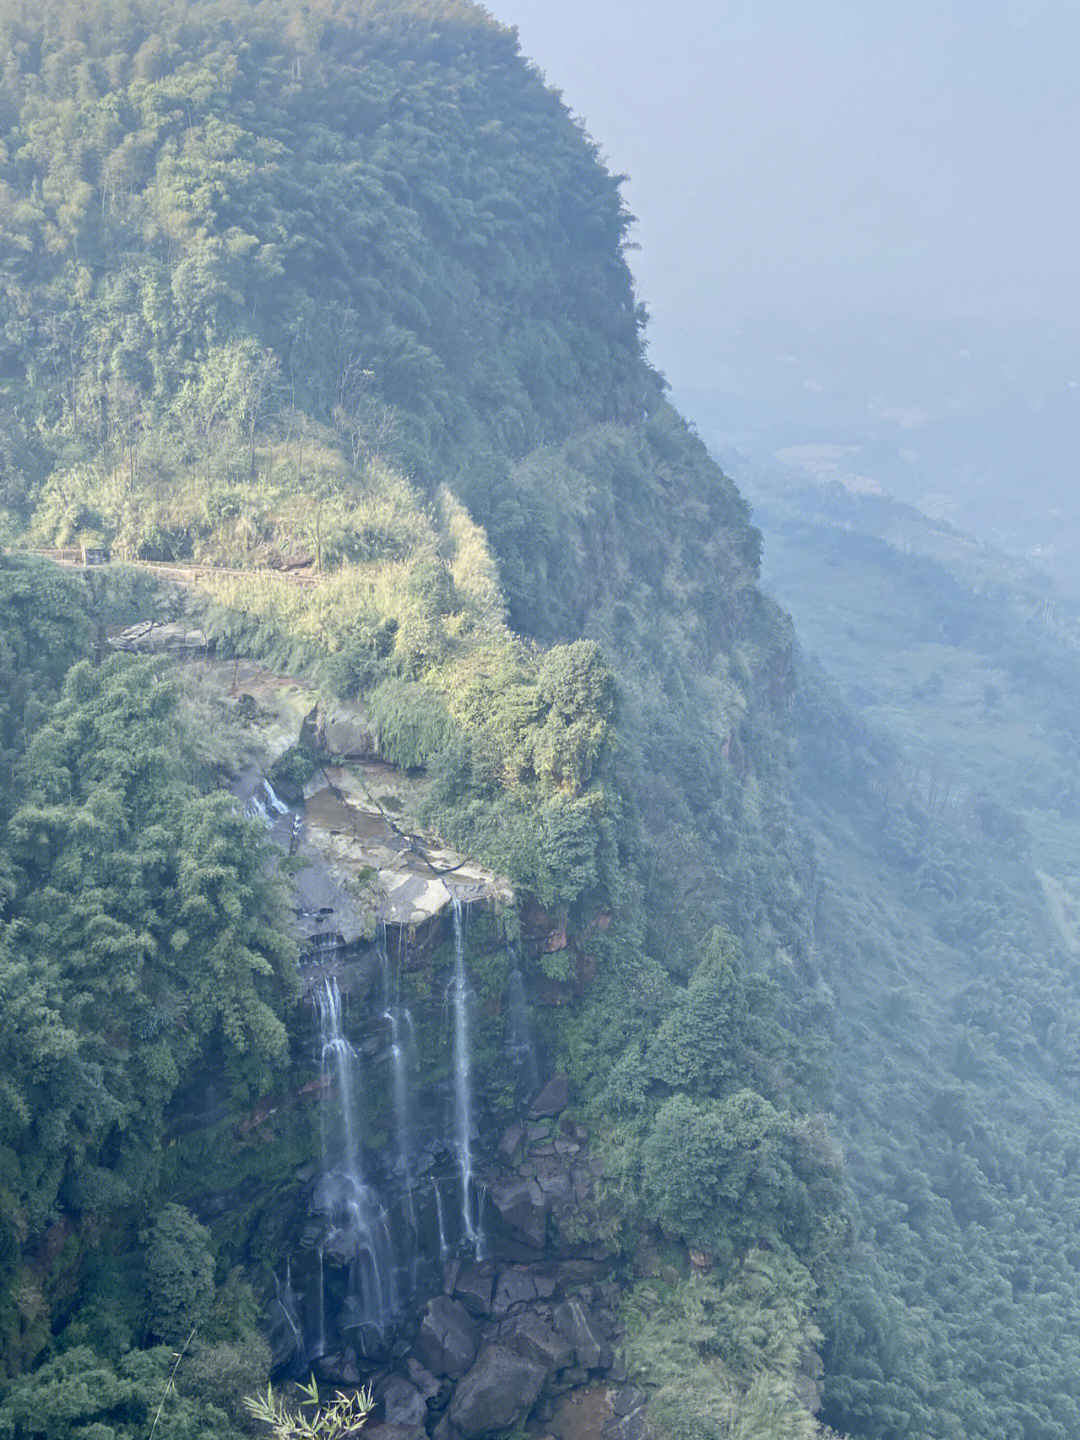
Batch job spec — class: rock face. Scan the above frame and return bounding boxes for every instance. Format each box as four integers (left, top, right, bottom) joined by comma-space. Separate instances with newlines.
454, 1264, 494, 1316
380, 1374, 428, 1428
416, 1297, 479, 1379
529, 1074, 569, 1118
503, 1311, 575, 1371
555, 1297, 609, 1370
490, 1175, 547, 1248
448, 1343, 547, 1437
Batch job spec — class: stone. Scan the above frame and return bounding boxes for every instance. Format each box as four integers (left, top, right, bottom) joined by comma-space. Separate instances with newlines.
268, 1299, 305, 1371
493, 1267, 538, 1315
602, 1412, 651, 1440
318, 1350, 360, 1385
497, 1122, 527, 1168
529, 1074, 569, 1118
380, 1375, 427, 1428
688, 1247, 714, 1272
503, 1312, 575, 1372
535, 1167, 573, 1201
614, 1388, 647, 1418
528, 1122, 551, 1140
415, 1296, 479, 1379
454, 1263, 494, 1316
323, 707, 374, 759
443, 1257, 462, 1296
533, 1271, 558, 1300
361, 1425, 426, 1440
448, 1344, 547, 1438
405, 1358, 440, 1402
554, 1298, 607, 1371
491, 1175, 547, 1248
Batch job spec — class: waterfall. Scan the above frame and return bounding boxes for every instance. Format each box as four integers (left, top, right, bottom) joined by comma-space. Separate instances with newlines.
317, 977, 361, 1178
435, 1179, 450, 1262
314, 1245, 326, 1359
247, 793, 271, 826
385, 1006, 416, 1228
450, 898, 477, 1252
505, 946, 539, 1098
376, 921, 391, 1008
275, 1259, 305, 1362
312, 977, 395, 1337
263, 777, 290, 814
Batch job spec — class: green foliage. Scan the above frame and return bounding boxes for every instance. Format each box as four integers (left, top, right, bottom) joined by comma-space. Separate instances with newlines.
0, 0, 849, 1431
244, 1377, 373, 1440
0, 0, 648, 547
0, 1344, 239, 1440
142, 1206, 215, 1346
0, 579, 296, 1389
623, 1262, 830, 1440
268, 744, 320, 799
367, 679, 456, 771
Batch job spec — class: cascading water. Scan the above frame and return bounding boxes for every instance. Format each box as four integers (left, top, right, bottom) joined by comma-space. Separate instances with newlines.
385, 1006, 416, 1228
318, 977, 361, 1175
248, 793, 271, 826
263, 777, 290, 815
450, 898, 479, 1254
312, 977, 396, 1341
274, 1259, 305, 1362
435, 1179, 450, 1262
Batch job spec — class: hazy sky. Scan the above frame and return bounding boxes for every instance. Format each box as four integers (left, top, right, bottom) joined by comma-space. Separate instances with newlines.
483, 0, 1080, 387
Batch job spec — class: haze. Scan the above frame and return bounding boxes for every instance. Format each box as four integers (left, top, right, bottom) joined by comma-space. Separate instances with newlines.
484, 0, 1080, 584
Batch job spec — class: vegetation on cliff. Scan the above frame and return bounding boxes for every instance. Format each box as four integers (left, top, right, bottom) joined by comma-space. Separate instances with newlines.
16, 1, 1078, 1438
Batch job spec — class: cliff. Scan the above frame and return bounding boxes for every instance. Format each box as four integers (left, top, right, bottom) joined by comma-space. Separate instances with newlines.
0, 4, 840, 1439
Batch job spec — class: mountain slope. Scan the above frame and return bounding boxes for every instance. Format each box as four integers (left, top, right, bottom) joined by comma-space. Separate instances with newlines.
0, 5, 845, 1438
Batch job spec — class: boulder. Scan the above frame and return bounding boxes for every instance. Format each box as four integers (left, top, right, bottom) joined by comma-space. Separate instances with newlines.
503, 1312, 575, 1372
490, 1175, 547, 1248
493, 1267, 538, 1315
448, 1344, 547, 1437
415, 1296, 479, 1379
323, 708, 374, 759
380, 1375, 427, 1428
405, 1358, 440, 1403
454, 1263, 494, 1316
498, 1122, 527, 1168
554, 1298, 608, 1371
529, 1075, 569, 1118
362, 1425, 425, 1440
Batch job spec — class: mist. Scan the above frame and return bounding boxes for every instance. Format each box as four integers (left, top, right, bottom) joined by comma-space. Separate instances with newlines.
484, 0, 1080, 584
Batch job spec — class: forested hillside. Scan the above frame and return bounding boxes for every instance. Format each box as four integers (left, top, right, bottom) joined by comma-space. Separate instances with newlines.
0, 4, 844, 1438
3, 1, 1078, 1438
746, 471, 1080, 1438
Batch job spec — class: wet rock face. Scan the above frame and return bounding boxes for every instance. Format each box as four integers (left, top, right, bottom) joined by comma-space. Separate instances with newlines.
263, 895, 627, 1437
448, 1344, 547, 1437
